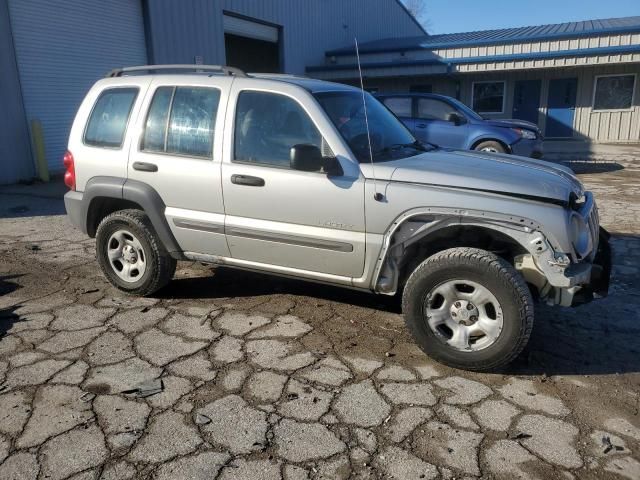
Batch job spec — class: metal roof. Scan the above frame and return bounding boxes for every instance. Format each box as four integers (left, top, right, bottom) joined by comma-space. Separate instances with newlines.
327, 15, 640, 56
308, 44, 640, 74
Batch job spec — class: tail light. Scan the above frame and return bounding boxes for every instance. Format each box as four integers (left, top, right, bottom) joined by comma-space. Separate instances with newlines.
63, 150, 76, 190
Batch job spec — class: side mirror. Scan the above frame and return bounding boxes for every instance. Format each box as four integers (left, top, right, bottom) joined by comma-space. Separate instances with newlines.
447, 112, 465, 126
290, 144, 342, 176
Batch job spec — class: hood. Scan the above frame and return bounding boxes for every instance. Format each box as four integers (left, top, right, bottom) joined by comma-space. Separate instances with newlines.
359, 149, 583, 203
484, 118, 541, 134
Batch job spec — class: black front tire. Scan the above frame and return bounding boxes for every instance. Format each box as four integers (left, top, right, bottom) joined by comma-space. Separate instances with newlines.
401, 248, 534, 372
95, 209, 176, 296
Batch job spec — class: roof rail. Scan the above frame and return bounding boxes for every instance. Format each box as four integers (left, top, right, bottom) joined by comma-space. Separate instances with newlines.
106, 64, 247, 78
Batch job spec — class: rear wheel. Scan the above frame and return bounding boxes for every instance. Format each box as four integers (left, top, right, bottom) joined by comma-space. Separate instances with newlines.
474, 140, 506, 154
401, 248, 533, 371
96, 209, 176, 296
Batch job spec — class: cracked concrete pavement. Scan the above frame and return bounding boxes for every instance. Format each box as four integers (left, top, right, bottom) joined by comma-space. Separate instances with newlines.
0, 162, 639, 479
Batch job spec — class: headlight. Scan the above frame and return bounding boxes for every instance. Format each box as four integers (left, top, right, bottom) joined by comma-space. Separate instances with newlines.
569, 212, 591, 258
512, 128, 537, 140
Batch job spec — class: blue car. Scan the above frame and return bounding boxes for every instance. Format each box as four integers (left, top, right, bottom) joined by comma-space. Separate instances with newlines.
377, 93, 544, 159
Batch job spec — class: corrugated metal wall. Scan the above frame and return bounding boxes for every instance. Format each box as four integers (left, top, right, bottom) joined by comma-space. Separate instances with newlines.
146, 0, 425, 73
8, 0, 147, 174
0, 0, 32, 184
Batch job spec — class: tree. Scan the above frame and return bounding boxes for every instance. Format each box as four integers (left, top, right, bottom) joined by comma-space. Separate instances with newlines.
402, 0, 430, 31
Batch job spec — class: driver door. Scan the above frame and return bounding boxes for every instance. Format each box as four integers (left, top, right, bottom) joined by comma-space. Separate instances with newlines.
221, 80, 366, 279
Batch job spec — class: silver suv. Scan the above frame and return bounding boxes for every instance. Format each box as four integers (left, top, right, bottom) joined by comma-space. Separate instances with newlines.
64, 65, 611, 371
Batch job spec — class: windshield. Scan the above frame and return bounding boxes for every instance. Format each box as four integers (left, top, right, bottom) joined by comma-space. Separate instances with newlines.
314, 90, 431, 163
448, 97, 483, 121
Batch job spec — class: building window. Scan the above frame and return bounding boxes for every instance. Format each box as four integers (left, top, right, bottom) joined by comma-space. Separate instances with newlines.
141, 86, 221, 158
84, 88, 138, 148
472, 81, 505, 114
234, 91, 322, 168
383, 97, 413, 118
593, 75, 636, 111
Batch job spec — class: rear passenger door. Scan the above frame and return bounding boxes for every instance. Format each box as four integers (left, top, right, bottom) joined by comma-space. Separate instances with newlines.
128, 77, 233, 257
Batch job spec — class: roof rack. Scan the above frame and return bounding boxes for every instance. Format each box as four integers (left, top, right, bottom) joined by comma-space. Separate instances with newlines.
106, 64, 247, 78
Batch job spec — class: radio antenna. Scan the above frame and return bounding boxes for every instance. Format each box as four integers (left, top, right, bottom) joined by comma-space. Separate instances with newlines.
355, 37, 383, 202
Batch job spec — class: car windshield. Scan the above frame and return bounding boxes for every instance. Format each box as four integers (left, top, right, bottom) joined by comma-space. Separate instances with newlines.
314, 90, 432, 163
448, 97, 483, 121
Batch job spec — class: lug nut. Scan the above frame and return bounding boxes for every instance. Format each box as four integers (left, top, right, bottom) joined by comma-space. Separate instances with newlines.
454, 301, 461, 308
467, 304, 474, 310
470, 315, 478, 322
451, 312, 457, 317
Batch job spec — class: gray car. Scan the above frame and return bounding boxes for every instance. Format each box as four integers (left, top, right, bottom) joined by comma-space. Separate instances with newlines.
64, 65, 611, 371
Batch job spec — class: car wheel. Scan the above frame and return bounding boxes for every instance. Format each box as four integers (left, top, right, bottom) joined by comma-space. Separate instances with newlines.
402, 247, 533, 372
96, 209, 176, 296
475, 141, 506, 154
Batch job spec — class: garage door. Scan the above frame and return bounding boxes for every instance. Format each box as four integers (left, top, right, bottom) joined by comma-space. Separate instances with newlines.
223, 14, 281, 73
8, 0, 147, 173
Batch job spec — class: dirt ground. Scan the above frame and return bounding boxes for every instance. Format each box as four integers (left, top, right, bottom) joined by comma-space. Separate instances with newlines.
0, 159, 638, 480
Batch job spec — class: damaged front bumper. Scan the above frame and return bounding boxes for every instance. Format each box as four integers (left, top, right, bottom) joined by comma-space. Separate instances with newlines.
516, 228, 612, 307
566, 227, 612, 306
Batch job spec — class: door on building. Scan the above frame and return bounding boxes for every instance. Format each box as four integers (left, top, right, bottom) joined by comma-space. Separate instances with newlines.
512, 80, 541, 125
223, 14, 281, 73
546, 78, 578, 138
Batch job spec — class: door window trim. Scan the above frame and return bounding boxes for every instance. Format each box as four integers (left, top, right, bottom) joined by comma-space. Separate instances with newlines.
231, 88, 328, 173
138, 85, 222, 161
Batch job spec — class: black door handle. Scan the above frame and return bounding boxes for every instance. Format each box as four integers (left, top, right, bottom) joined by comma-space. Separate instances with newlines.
231, 174, 265, 187
132, 161, 158, 172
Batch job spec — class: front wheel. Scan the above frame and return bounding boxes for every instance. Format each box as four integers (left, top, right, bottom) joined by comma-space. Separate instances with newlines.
401, 248, 533, 371
95, 209, 176, 296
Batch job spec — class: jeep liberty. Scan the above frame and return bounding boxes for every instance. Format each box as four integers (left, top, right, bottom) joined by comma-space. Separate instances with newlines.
64, 65, 611, 371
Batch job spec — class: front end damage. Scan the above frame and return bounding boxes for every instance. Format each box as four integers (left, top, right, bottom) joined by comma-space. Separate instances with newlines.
516, 227, 611, 307
373, 205, 611, 308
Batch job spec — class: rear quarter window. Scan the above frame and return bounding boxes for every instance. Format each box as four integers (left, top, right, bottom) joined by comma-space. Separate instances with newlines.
84, 88, 138, 148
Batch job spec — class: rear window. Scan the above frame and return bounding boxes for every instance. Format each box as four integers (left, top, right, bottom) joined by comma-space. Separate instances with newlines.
84, 88, 138, 148
141, 86, 221, 158
383, 97, 412, 118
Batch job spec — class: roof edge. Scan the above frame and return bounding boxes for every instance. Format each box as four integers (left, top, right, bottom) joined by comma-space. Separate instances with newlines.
309, 43, 640, 73
326, 21, 640, 57
393, 0, 428, 35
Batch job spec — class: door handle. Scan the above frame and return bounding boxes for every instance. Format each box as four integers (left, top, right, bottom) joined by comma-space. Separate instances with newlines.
132, 161, 158, 172
231, 174, 265, 187
417, 123, 427, 129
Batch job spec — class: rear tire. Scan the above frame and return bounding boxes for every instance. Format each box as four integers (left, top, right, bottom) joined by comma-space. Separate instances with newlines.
95, 209, 176, 296
474, 140, 506, 154
401, 247, 533, 372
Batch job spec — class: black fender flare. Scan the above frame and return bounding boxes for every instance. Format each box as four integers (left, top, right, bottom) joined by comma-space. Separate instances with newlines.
81, 176, 181, 255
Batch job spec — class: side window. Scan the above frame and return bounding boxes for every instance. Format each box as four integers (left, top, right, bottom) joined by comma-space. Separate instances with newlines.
141, 86, 221, 158
383, 97, 412, 118
84, 88, 138, 148
234, 91, 322, 168
418, 98, 458, 121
